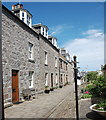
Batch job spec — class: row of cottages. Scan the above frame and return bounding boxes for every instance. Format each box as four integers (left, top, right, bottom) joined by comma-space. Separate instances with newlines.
2, 4, 74, 105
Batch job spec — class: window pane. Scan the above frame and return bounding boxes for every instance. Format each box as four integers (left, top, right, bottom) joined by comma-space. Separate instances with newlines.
22, 12, 24, 17
28, 43, 33, 59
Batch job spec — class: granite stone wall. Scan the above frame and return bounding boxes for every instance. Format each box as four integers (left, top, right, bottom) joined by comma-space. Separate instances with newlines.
2, 8, 40, 103
38, 35, 59, 91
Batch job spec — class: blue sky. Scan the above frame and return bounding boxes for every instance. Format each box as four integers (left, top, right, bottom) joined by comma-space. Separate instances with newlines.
3, 2, 104, 71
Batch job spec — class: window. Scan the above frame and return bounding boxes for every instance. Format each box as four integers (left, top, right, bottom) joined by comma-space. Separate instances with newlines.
66, 75, 68, 82
22, 12, 24, 17
56, 73, 58, 84
46, 29, 48, 36
22, 18, 24, 22
45, 52, 48, 65
27, 15, 30, 21
55, 57, 58, 68
60, 74, 62, 82
29, 71, 34, 88
28, 42, 33, 60
66, 63, 68, 71
45, 73, 48, 86
42, 28, 44, 35
60, 60, 62, 69
27, 20, 30, 26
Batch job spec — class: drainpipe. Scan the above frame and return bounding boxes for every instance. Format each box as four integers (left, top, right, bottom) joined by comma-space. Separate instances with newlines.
0, 2, 5, 120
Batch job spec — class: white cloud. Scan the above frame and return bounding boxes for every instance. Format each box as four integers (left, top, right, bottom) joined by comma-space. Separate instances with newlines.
64, 29, 104, 71
49, 24, 74, 36
49, 25, 64, 35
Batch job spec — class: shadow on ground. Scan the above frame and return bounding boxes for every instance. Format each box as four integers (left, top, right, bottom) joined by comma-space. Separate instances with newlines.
86, 111, 106, 120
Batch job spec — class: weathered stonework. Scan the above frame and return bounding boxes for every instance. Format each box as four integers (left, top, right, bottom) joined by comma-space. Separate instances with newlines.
2, 5, 74, 105
38, 35, 59, 91
59, 55, 74, 86
2, 6, 40, 103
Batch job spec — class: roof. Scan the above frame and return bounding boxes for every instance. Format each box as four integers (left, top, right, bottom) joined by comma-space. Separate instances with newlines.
33, 23, 49, 30
11, 3, 32, 17
48, 35, 57, 40
2, 5, 38, 37
2, 5, 59, 53
39, 33, 59, 53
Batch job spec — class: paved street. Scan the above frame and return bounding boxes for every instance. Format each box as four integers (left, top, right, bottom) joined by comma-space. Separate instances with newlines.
4, 84, 76, 118
5, 83, 105, 119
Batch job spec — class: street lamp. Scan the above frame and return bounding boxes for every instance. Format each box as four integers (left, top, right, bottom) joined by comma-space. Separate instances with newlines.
73, 56, 79, 120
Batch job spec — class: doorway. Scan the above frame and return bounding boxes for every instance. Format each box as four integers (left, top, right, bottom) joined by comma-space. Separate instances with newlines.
51, 73, 53, 87
12, 70, 19, 103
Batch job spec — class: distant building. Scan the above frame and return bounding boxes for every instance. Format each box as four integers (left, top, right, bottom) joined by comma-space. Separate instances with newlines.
11, 3, 32, 27
60, 48, 70, 61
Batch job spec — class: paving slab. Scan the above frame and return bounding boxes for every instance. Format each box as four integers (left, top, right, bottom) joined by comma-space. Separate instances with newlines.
4, 84, 75, 118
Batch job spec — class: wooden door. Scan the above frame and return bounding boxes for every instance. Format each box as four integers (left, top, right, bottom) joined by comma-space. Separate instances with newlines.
51, 73, 53, 87
12, 70, 19, 103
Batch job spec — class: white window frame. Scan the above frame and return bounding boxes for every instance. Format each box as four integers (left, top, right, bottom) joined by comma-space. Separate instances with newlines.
28, 42, 33, 60
29, 71, 34, 88
55, 57, 58, 68
45, 73, 48, 86
56, 73, 58, 84
22, 12, 24, 17
45, 51, 48, 65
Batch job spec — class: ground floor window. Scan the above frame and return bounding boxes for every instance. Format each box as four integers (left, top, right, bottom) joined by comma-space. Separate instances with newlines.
45, 73, 48, 86
29, 71, 34, 88
56, 73, 58, 84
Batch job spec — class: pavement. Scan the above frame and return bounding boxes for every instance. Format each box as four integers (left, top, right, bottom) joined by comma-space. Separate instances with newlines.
4, 83, 76, 118
5, 83, 105, 119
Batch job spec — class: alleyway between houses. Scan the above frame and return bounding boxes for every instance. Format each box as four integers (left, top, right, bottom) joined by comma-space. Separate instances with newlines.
5, 84, 76, 118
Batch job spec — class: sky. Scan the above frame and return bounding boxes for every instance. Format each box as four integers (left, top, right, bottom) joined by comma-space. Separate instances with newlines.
2, 2, 104, 71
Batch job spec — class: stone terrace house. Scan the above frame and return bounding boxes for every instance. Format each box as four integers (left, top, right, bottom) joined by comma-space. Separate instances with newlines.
33, 24, 59, 91
59, 48, 74, 86
2, 5, 40, 104
2, 4, 74, 105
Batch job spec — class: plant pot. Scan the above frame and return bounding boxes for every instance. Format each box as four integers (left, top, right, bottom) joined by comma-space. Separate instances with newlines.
59, 86, 62, 88
90, 104, 106, 117
45, 90, 50, 93
50, 88, 54, 91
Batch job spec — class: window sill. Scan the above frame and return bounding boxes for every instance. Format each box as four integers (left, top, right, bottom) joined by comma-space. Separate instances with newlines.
28, 59, 35, 63
45, 64, 48, 66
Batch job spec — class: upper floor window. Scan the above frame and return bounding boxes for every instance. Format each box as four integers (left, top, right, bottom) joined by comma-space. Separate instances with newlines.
22, 18, 24, 22
29, 71, 34, 88
27, 20, 30, 26
55, 57, 58, 68
27, 15, 30, 21
22, 12, 24, 17
28, 42, 33, 60
60, 60, 62, 69
46, 29, 48, 36
66, 63, 68, 71
45, 51, 48, 65
42, 27, 45, 35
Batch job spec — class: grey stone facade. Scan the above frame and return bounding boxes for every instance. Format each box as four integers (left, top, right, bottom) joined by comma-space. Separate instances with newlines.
59, 55, 74, 86
2, 6, 40, 103
38, 34, 59, 91
2, 5, 74, 105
